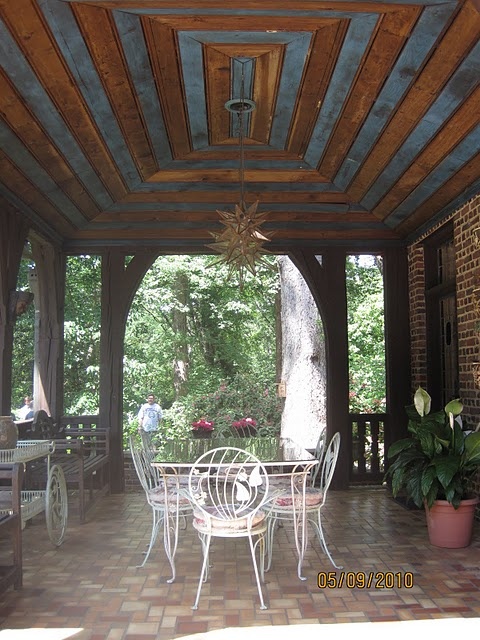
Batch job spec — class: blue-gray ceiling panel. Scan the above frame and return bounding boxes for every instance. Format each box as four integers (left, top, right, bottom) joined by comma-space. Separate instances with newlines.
304, 14, 378, 168
114, 11, 172, 167
39, 0, 141, 189
334, 2, 457, 190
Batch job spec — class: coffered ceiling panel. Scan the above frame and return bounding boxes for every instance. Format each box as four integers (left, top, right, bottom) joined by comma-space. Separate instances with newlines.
0, 0, 479, 250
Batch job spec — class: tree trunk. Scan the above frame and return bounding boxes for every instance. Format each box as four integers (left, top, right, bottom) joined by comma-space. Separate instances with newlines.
279, 256, 326, 448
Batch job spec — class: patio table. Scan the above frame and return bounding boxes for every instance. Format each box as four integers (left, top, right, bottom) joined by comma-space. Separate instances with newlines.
151, 437, 318, 582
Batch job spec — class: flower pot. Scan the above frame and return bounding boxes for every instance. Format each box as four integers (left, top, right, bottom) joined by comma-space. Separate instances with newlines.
234, 426, 257, 438
0, 416, 18, 450
425, 497, 479, 548
191, 430, 213, 439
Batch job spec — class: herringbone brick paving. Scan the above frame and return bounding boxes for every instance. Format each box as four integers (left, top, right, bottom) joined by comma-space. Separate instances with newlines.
0, 487, 479, 638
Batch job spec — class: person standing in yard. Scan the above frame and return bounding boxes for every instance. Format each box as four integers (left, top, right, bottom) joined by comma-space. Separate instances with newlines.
17, 396, 34, 421
137, 393, 163, 447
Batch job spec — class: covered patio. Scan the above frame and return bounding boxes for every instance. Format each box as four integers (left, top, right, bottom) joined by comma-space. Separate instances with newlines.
1, 0, 480, 490
1, 1, 480, 635
0, 487, 479, 638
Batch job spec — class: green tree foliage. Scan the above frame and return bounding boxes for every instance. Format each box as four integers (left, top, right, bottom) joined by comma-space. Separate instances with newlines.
346, 255, 386, 413
11, 252, 386, 440
123, 255, 280, 440
64, 256, 101, 414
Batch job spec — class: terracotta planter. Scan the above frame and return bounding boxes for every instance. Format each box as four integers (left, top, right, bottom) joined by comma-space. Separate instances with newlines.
0, 416, 18, 450
425, 497, 479, 548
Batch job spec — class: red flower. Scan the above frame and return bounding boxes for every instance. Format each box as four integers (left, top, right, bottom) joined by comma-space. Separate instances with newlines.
232, 417, 257, 429
191, 419, 215, 431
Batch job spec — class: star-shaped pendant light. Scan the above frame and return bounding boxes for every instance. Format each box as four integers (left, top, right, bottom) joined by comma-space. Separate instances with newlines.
207, 65, 274, 284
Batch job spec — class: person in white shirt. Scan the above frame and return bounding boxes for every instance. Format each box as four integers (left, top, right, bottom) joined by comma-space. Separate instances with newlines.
137, 393, 163, 446
17, 396, 34, 421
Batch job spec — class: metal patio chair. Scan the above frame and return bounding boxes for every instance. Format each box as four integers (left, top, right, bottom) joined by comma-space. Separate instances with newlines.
266, 432, 342, 572
187, 446, 271, 610
129, 436, 191, 582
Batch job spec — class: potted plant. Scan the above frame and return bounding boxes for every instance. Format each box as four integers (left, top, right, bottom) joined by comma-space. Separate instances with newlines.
231, 417, 257, 437
386, 387, 480, 548
191, 418, 215, 438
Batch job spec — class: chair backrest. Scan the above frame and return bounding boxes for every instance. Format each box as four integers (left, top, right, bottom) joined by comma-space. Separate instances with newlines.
188, 447, 269, 527
129, 435, 161, 493
316, 432, 341, 502
310, 429, 327, 486
139, 430, 156, 461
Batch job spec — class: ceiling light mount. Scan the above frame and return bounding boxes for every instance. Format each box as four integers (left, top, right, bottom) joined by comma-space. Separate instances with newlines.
224, 98, 256, 114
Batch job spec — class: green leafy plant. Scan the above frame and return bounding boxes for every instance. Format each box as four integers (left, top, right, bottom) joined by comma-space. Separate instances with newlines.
386, 387, 480, 509
181, 374, 282, 438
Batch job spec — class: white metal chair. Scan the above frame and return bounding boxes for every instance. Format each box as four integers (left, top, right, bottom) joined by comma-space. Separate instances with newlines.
268, 429, 326, 494
310, 428, 327, 486
187, 446, 271, 610
129, 436, 191, 582
266, 432, 342, 572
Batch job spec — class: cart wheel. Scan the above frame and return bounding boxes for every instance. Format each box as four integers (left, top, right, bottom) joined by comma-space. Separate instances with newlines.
45, 464, 68, 546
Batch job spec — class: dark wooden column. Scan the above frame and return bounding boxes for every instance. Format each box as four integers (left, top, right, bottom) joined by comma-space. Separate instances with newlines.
30, 234, 65, 421
0, 205, 29, 415
289, 248, 350, 489
100, 250, 157, 493
383, 247, 411, 457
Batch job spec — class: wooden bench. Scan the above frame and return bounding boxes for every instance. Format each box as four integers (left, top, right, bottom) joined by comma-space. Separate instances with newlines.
0, 463, 24, 594
54, 416, 110, 523
28, 415, 110, 524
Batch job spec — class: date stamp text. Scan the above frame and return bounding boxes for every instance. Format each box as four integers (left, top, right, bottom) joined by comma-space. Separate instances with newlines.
317, 571, 414, 589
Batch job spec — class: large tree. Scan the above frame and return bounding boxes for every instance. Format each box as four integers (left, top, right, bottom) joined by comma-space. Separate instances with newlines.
278, 256, 327, 448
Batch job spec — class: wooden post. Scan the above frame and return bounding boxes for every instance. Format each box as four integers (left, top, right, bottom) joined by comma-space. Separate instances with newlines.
383, 247, 411, 458
100, 250, 157, 493
0, 204, 29, 415
30, 235, 65, 421
289, 248, 350, 489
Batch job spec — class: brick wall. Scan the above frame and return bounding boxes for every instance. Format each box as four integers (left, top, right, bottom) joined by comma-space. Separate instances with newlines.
408, 243, 427, 389
124, 452, 142, 492
407, 193, 480, 515
454, 197, 480, 425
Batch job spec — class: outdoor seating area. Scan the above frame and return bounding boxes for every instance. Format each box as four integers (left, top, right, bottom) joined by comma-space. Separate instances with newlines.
0, 485, 478, 639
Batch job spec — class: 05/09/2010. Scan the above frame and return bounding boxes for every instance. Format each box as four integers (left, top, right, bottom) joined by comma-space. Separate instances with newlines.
317, 571, 414, 589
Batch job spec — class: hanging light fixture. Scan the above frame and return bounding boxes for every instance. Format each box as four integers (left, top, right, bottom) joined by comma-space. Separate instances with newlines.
207, 63, 274, 284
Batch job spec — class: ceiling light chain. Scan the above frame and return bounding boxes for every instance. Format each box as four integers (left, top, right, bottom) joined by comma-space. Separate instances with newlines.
207, 59, 274, 285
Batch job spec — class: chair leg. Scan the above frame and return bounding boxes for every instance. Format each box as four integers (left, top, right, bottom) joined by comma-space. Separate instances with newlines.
309, 509, 342, 569
138, 509, 162, 568
192, 533, 212, 610
265, 516, 278, 572
248, 532, 268, 610
292, 505, 310, 581
163, 507, 181, 584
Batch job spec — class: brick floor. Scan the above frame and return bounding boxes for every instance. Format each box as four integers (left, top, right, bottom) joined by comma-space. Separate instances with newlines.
0, 487, 479, 639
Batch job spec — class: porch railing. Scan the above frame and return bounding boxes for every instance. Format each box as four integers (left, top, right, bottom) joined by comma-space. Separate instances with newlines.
349, 413, 387, 484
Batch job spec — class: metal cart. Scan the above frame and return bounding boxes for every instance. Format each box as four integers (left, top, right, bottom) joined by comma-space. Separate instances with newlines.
0, 440, 68, 546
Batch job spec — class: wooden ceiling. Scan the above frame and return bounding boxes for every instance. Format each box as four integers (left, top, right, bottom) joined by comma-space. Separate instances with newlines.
1, 0, 479, 251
